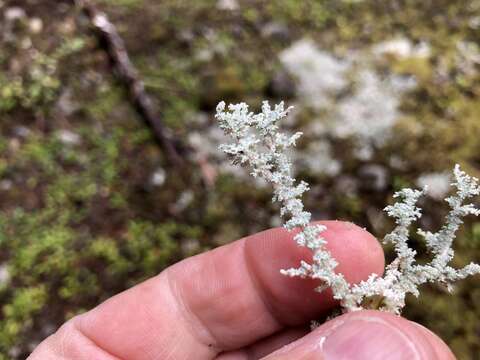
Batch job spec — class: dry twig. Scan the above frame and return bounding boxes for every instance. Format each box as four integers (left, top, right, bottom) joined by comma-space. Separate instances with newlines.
74, 0, 183, 166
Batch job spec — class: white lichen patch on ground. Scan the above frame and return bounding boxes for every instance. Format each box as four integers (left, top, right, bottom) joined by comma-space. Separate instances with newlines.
334, 70, 415, 159
417, 172, 452, 200
279, 38, 418, 167
279, 39, 349, 109
372, 37, 431, 59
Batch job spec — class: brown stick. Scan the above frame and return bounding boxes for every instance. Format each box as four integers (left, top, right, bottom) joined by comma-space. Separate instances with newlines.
74, 0, 184, 166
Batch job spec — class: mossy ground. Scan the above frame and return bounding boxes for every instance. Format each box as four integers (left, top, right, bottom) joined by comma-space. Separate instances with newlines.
0, 1, 479, 358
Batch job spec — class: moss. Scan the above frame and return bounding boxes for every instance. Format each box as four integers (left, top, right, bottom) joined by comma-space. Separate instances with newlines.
0, 205, 194, 354
265, 1, 330, 28
391, 57, 433, 82
0, 286, 47, 348
0, 37, 85, 115
335, 194, 363, 219
99, 0, 146, 8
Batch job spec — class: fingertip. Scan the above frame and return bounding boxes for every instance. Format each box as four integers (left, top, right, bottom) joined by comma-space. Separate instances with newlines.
318, 310, 455, 360
408, 320, 457, 360
265, 310, 456, 360
320, 221, 385, 284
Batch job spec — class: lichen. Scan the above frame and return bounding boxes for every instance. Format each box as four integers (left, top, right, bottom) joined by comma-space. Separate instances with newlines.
217, 100, 480, 314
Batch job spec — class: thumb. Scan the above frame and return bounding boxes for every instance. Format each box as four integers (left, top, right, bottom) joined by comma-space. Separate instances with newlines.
263, 310, 455, 360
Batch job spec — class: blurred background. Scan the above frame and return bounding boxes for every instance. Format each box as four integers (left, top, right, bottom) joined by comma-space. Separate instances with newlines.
1, 0, 479, 358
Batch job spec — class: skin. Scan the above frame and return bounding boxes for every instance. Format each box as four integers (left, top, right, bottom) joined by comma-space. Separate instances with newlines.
29, 221, 456, 359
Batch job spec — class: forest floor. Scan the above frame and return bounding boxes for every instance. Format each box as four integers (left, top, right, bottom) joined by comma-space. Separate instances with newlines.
0, 1, 479, 358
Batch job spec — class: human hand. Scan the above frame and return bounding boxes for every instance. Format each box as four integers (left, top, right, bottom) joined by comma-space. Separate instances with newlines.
29, 221, 455, 359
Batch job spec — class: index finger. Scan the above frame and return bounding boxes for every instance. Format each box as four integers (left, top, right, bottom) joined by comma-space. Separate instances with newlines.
30, 221, 384, 360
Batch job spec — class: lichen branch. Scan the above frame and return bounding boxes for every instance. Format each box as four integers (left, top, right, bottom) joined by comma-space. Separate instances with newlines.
217, 100, 480, 314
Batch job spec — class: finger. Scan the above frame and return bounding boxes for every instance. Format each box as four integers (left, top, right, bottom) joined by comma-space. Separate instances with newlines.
217, 326, 309, 360
29, 221, 384, 360
242, 221, 384, 325
263, 310, 456, 360
27, 320, 120, 360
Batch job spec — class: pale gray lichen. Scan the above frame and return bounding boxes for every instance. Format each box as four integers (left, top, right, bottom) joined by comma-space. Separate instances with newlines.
417, 172, 451, 200
279, 39, 349, 108
279, 39, 417, 163
216, 100, 480, 314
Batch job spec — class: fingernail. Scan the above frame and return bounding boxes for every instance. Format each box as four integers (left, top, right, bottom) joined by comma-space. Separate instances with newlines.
322, 319, 420, 360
